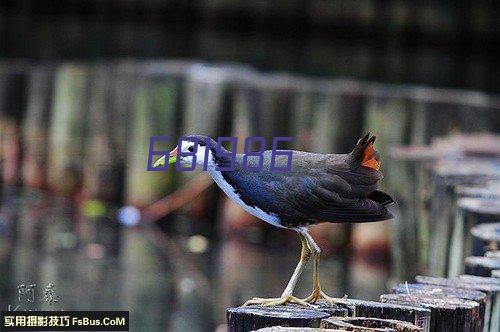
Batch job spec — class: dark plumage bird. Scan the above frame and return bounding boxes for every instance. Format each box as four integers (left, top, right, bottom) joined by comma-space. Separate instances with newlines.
154, 133, 394, 307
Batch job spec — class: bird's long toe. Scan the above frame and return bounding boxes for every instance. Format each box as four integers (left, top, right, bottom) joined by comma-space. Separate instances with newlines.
302, 289, 348, 306
242, 295, 315, 307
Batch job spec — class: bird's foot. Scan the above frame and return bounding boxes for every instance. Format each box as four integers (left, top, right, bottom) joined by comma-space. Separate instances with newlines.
242, 295, 315, 307
302, 289, 348, 306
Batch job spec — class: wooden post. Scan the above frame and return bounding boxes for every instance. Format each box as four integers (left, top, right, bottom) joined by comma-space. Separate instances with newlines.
316, 81, 372, 262
21, 65, 54, 189
465, 257, 500, 277
456, 274, 500, 285
344, 299, 431, 332
471, 223, 500, 256
321, 317, 422, 331
448, 199, 500, 277
427, 166, 499, 277
455, 185, 500, 200
392, 282, 487, 331
486, 251, 500, 260
380, 293, 481, 332
47, 63, 89, 196
254, 328, 346, 332
226, 306, 333, 332
389, 146, 435, 278
363, 92, 415, 281
415, 275, 500, 332
227, 299, 432, 332
83, 62, 125, 202
0, 63, 28, 186
126, 61, 187, 207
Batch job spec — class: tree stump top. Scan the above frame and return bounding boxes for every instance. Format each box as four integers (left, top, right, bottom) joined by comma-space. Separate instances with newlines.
485, 251, 500, 258
380, 293, 479, 310
465, 256, 500, 270
255, 327, 347, 331
392, 282, 487, 303
416, 275, 500, 293
471, 222, 500, 242
455, 185, 500, 199
227, 305, 336, 332
321, 317, 422, 332
228, 306, 333, 320
457, 198, 500, 215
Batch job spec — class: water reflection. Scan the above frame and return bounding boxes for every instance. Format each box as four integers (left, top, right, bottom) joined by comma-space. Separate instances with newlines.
0, 188, 389, 331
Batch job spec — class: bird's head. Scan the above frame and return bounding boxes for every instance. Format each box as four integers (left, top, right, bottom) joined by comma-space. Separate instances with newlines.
153, 135, 221, 169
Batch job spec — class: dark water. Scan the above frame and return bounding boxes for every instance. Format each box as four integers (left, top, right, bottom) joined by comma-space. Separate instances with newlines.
0, 187, 389, 331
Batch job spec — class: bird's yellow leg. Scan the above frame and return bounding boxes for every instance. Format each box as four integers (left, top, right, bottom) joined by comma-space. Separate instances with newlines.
243, 233, 313, 307
301, 231, 348, 306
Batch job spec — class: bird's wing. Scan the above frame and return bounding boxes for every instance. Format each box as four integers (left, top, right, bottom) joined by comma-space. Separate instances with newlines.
262, 134, 393, 223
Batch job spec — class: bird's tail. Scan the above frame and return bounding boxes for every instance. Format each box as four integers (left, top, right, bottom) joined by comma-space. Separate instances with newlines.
350, 132, 381, 170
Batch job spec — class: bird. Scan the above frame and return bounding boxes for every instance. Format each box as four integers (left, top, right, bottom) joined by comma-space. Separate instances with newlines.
153, 133, 394, 307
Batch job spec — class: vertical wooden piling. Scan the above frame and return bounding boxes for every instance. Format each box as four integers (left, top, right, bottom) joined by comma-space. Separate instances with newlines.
47, 63, 89, 196
465, 257, 500, 277
448, 199, 500, 277
126, 61, 187, 207
415, 275, 500, 332
345, 299, 431, 331
363, 91, 413, 281
226, 306, 332, 332
428, 163, 500, 277
0, 63, 28, 186
314, 80, 365, 153
21, 65, 54, 189
471, 223, 500, 256
380, 293, 482, 332
392, 282, 487, 331
83, 62, 127, 202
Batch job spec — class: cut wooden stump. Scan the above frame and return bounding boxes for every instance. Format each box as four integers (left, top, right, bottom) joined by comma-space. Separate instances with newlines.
415, 275, 500, 332
255, 327, 347, 332
455, 185, 500, 200
456, 274, 500, 285
391, 282, 487, 331
448, 199, 500, 277
486, 251, 500, 259
380, 293, 481, 332
227, 300, 431, 332
343, 299, 431, 331
226, 305, 335, 332
321, 317, 422, 331
427, 164, 500, 277
471, 223, 500, 256
493, 270, 500, 278
465, 256, 500, 277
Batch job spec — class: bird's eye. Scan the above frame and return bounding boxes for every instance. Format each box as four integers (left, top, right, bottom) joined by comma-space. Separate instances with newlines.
188, 146, 194, 152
